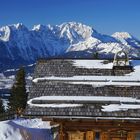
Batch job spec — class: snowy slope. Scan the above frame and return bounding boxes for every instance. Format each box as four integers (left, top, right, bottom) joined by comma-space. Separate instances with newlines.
66, 31, 140, 59
0, 22, 140, 70
0, 74, 15, 89
0, 118, 56, 140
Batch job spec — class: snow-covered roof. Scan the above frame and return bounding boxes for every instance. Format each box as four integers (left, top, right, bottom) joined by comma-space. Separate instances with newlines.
28, 96, 140, 104
25, 59, 140, 120
32, 60, 140, 86
33, 75, 140, 86
73, 60, 113, 69
27, 96, 140, 113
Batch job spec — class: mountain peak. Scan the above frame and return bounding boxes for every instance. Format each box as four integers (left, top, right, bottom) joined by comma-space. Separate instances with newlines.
59, 21, 85, 26
0, 26, 11, 41
112, 32, 132, 39
58, 22, 94, 43
59, 22, 93, 32
4, 23, 27, 31
14, 23, 24, 29
0, 23, 29, 41
32, 24, 48, 31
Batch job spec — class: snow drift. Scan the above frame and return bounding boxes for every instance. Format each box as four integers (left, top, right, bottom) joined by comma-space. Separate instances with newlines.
0, 118, 56, 140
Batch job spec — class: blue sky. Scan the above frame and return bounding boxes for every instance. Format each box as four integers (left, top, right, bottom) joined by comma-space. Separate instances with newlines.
0, 0, 140, 38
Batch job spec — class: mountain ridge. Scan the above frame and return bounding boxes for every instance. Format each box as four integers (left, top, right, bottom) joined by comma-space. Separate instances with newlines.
0, 22, 140, 71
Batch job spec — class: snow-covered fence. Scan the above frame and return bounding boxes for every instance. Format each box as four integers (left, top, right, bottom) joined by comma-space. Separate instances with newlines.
0, 111, 15, 121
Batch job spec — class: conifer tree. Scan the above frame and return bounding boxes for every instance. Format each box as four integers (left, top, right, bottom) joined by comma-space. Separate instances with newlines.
93, 52, 99, 59
9, 67, 27, 114
0, 98, 4, 113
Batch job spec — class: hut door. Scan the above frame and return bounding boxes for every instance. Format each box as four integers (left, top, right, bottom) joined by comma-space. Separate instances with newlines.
86, 131, 95, 140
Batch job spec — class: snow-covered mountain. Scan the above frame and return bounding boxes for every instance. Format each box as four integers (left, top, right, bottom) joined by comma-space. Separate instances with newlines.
0, 22, 140, 70
65, 28, 140, 58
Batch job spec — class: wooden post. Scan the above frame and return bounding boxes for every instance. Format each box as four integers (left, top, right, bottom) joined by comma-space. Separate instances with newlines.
100, 132, 109, 140
59, 123, 64, 140
86, 130, 95, 140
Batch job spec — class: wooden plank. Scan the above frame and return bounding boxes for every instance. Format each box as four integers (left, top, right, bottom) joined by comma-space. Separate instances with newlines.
61, 120, 140, 129
43, 117, 140, 124
100, 132, 109, 140
63, 121, 140, 131
86, 131, 95, 140
109, 129, 127, 139
68, 131, 84, 140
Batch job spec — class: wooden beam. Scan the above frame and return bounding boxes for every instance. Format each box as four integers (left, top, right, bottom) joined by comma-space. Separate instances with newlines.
59, 123, 64, 140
